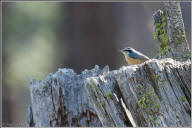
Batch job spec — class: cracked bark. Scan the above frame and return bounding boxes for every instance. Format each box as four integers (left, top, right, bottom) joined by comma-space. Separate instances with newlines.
27, 1, 191, 127
28, 66, 105, 126
85, 59, 191, 127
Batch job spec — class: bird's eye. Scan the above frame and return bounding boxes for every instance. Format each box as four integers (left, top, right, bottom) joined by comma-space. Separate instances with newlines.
126, 49, 132, 53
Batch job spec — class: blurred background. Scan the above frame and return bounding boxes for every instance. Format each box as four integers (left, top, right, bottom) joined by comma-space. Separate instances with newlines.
2, 2, 191, 126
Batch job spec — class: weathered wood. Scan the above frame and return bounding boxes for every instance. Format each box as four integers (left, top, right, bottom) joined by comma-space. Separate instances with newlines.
85, 58, 191, 127
29, 66, 104, 126
153, 2, 190, 60
85, 72, 132, 126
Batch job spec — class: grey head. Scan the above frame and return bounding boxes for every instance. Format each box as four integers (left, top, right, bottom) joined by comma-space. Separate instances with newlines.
120, 47, 150, 60
121, 47, 134, 54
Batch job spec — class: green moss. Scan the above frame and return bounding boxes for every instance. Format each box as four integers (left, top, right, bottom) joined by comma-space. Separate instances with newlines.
180, 96, 186, 102
173, 56, 180, 61
153, 13, 171, 57
105, 92, 111, 100
137, 86, 160, 125
159, 78, 166, 86
181, 35, 185, 39
146, 99, 152, 104
137, 84, 144, 90
154, 103, 160, 109
160, 48, 165, 55
149, 110, 154, 115
178, 30, 183, 34
138, 94, 148, 109
159, 81, 163, 86
165, 45, 171, 51
100, 101, 105, 107
162, 22, 167, 27
154, 12, 187, 61
151, 116, 157, 121
138, 90, 159, 110
92, 83, 97, 89
154, 32, 158, 40
157, 23, 161, 27
162, 17, 166, 22
175, 38, 180, 44
186, 53, 191, 57
162, 34, 169, 44
155, 74, 159, 80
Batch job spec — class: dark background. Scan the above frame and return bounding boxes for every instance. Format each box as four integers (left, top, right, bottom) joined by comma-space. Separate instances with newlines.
2, 2, 191, 126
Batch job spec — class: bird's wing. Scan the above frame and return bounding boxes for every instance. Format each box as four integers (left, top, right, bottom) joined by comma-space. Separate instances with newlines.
129, 51, 149, 60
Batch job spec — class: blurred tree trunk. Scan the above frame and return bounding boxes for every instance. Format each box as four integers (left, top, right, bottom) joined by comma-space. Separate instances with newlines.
2, 86, 12, 126
63, 3, 118, 73
153, 2, 190, 60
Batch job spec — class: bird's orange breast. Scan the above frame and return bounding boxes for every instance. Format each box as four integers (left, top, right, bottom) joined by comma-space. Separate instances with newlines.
126, 56, 144, 64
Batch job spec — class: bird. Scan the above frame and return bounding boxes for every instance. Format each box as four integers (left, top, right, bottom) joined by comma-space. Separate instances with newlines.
120, 47, 150, 65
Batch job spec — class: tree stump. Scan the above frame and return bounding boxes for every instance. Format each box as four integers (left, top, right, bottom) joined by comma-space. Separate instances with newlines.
28, 66, 104, 126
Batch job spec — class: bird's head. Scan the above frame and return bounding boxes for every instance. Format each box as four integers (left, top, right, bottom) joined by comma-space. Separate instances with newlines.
119, 47, 134, 55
